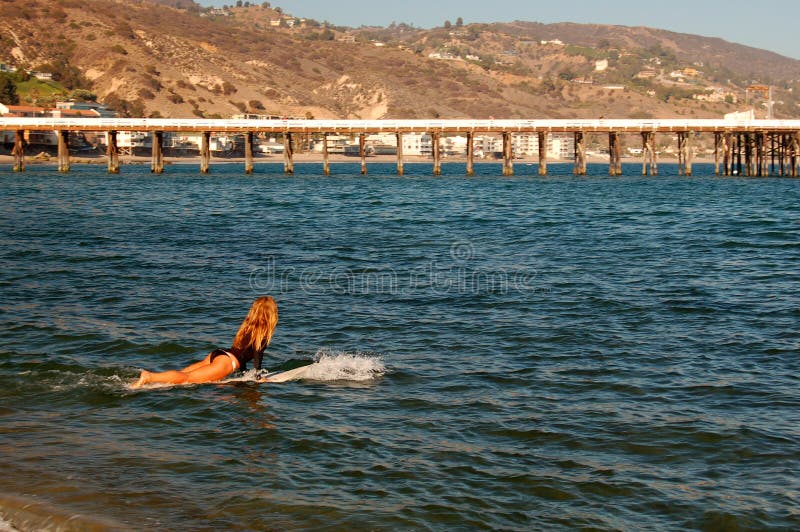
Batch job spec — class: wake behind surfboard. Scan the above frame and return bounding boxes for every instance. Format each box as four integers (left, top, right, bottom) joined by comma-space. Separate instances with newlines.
129, 351, 385, 389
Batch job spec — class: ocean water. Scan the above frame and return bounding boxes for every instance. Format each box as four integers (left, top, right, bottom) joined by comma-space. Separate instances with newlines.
0, 162, 798, 530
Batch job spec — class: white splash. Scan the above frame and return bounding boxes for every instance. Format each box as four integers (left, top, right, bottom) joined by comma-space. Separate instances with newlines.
302, 349, 386, 382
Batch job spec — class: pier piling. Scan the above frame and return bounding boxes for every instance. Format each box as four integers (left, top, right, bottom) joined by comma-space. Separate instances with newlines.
745, 134, 753, 176
200, 132, 210, 174
283, 133, 294, 174
574, 132, 586, 175
782, 133, 790, 176
756, 132, 765, 177
432, 132, 442, 176
641, 132, 657, 175
677, 132, 693, 176
538, 132, 547, 176
466, 132, 474, 176
12, 130, 24, 172
323, 134, 330, 176
608, 132, 622, 176
723, 133, 732, 176
57, 130, 70, 173
360, 134, 367, 175
686, 132, 693, 176
736, 134, 743, 176
714, 133, 721, 175
396, 132, 404, 176
151, 131, 164, 174
769, 133, 776, 175
502, 132, 514, 176
244, 132, 254, 174
107, 130, 120, 174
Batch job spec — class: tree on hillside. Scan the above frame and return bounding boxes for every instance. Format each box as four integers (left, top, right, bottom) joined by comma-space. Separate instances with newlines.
70, 89, 98, 102
444, 20, 452, 29
456, 17, 463, 27
0, 75, 20, 105
14, 67, 30, 83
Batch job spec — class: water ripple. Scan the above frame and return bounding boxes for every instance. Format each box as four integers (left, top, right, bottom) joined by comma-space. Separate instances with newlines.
0, 164, 798, 529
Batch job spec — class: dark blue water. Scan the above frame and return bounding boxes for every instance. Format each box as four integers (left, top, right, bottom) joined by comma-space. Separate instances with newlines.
1, 162, 798, 530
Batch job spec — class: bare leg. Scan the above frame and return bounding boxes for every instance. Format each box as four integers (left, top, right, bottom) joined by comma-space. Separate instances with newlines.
132, 356, 233, 387
180, 353, 213, 373
135, 369, 191, 386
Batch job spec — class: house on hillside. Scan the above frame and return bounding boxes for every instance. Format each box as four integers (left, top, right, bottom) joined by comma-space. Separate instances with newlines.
428, 51, 458, 61
0, 104, 49, 117
693, 87, 737, 103
56, 101, 117, 117
49, 108, 101, 118
203, 8, 231, 17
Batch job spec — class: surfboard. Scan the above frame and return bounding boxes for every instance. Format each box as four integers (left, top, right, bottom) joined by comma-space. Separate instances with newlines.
260, 363, 314, 383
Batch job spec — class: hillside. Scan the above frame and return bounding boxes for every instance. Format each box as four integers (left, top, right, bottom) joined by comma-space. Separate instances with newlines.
1, 0, 798, 119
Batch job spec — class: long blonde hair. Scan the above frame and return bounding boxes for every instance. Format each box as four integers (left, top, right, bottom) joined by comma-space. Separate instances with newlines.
232, 296, 278, 356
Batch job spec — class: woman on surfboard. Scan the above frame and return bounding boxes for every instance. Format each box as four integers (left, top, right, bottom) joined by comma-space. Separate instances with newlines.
132, 296, 278, 387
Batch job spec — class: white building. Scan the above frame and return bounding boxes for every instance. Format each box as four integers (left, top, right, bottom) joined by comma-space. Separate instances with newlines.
443, 135, 468, 156
473, 135, 498, 155
550, 135, 575, 160
512, 133, 538, 157
402, 133, 432, 156
309, 134, 351, 154
473, 133, 575, 160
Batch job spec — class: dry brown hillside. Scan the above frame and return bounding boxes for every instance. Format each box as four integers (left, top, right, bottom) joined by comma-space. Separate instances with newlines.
1, 0, 798, 119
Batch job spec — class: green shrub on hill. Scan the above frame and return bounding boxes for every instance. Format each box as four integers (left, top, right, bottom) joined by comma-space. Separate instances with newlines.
0, 74, 20, 105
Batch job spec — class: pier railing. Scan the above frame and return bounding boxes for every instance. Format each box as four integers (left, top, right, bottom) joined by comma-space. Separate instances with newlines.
2, 118, 799, 176
4, 117, 800, 133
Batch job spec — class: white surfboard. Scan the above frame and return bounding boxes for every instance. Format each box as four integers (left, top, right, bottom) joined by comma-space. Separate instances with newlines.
261, 364, 314, 383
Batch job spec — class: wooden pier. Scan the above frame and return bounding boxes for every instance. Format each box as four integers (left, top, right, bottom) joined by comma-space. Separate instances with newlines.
2, 118, 800, 177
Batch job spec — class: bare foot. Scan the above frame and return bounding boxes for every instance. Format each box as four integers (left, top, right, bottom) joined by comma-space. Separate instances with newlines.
131, 370, 150, 389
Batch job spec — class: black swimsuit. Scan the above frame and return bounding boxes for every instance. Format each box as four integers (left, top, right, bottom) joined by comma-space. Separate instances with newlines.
209, 346, 264, 371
